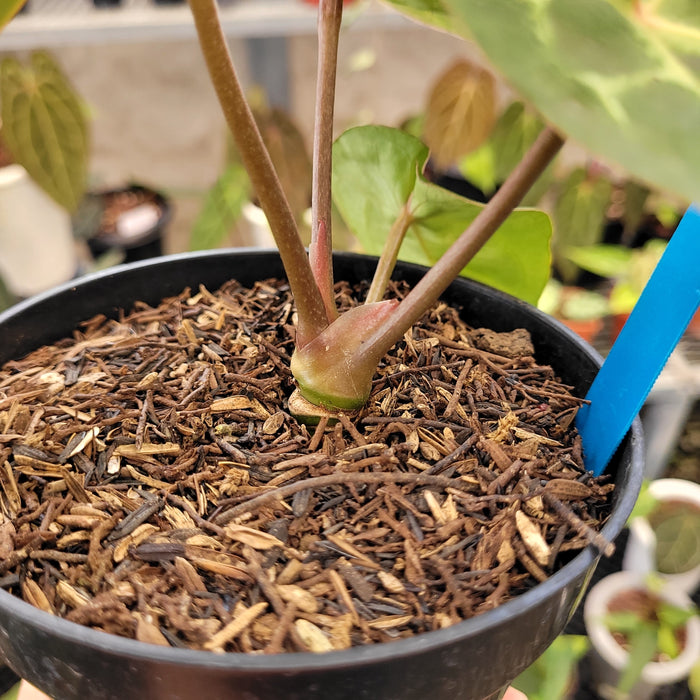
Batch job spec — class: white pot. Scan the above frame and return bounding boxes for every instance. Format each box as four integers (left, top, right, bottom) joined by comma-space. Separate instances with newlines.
583, 571, 700, 700
241, 201, 276, 248
623, 478, 700, 594
0, 164, 78, 298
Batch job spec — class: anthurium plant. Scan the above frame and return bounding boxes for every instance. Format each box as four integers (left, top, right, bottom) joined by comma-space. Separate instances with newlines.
4, 0, 698, 415
186, 0, 699, 416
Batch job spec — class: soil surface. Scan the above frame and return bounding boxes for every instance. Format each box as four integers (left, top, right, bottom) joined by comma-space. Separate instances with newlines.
0, 277, 614, 654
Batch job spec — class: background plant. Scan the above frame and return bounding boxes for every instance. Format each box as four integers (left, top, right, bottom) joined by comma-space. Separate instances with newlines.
189, 89, 312, 252
0, 50, 89, 213
568, 240, 667, 315
512, 634, 590, 700
604, 579, 698, 696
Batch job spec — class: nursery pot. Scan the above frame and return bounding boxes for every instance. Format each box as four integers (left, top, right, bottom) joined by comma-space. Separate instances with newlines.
86, 184, 172, 264
0, 250, 644, 700
623, 478, 700, 594
583, 570, 700, 700
0, 164, 78, 298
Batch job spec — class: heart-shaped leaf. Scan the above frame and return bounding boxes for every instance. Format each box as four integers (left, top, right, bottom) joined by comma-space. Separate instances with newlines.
423, 59, 497, 169
332, 125, 551, 304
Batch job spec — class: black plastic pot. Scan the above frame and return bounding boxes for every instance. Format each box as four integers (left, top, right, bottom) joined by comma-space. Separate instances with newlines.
0, 250, 644, 700
85, 184, 172, 264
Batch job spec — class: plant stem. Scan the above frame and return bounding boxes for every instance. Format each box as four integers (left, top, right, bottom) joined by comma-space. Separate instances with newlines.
188, 0, 328, 346
366, 202, 414, 304
357, 126, 566, 366
309, 0, 344, 322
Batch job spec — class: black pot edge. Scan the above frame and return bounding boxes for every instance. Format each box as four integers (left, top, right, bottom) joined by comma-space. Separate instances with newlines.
0, 248, 644, 673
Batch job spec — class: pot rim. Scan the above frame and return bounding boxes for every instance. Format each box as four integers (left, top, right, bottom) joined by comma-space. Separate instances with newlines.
628, 477, 700, 588
0, 248, 644, 672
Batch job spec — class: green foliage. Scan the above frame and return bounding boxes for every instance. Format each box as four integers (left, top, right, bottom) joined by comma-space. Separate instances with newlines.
567, 240, 666, 314
628, 481, 659, 522
551, 168, 613, 284
189, 162, 251, 251
619, 180, 651, 244
0, 683, 19, 700
689, 658, 700, 699
377, 0, 456, 31
538, 279, 610, 321
332, 125, 552, 305
433, 0, 700, 204
0, 51, 89, 212
648, 501, 700, 575
605, 591, 698, 694
190, 93, 311, 251
460, 101, 554, 206
513, 634, 589, 700
0, 0, 26, 30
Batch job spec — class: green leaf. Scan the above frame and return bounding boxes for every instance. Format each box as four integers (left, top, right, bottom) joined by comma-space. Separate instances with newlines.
458, 141, 497, 195
605, 611, 650, 635
379, 0, 457, 31
567, 244, 635, 279
656, 600, 698, 631
490, 102, 548, 188
656, 619, 682, 660
332, 125, 551, 304
513, 635, 589, 700
617, 624, 659, 694
628, 480, 659, 521
650, 503, 700, 575
0, 0, 26, 30
189, 162, 251, 251
0, 51, 89, 212
689, 658, 700, 699
552, 169, 613, 283
332, 126, 426, 252
441, 0, 700, 204
458, 101, 553, 201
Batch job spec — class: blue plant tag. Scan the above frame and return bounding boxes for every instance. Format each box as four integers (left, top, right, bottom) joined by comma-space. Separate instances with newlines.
576, 205, 700, 476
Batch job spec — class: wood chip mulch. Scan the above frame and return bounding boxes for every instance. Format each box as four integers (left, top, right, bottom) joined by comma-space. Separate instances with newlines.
0, 277, 614, 654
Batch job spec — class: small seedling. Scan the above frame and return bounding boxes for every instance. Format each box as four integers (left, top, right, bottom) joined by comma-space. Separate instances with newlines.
604, 579, 698, 696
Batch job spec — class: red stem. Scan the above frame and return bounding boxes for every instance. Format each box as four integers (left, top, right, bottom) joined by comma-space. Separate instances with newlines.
188, 0, 328, 346
309, 0, 343, 322
357, 126, 566, 366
